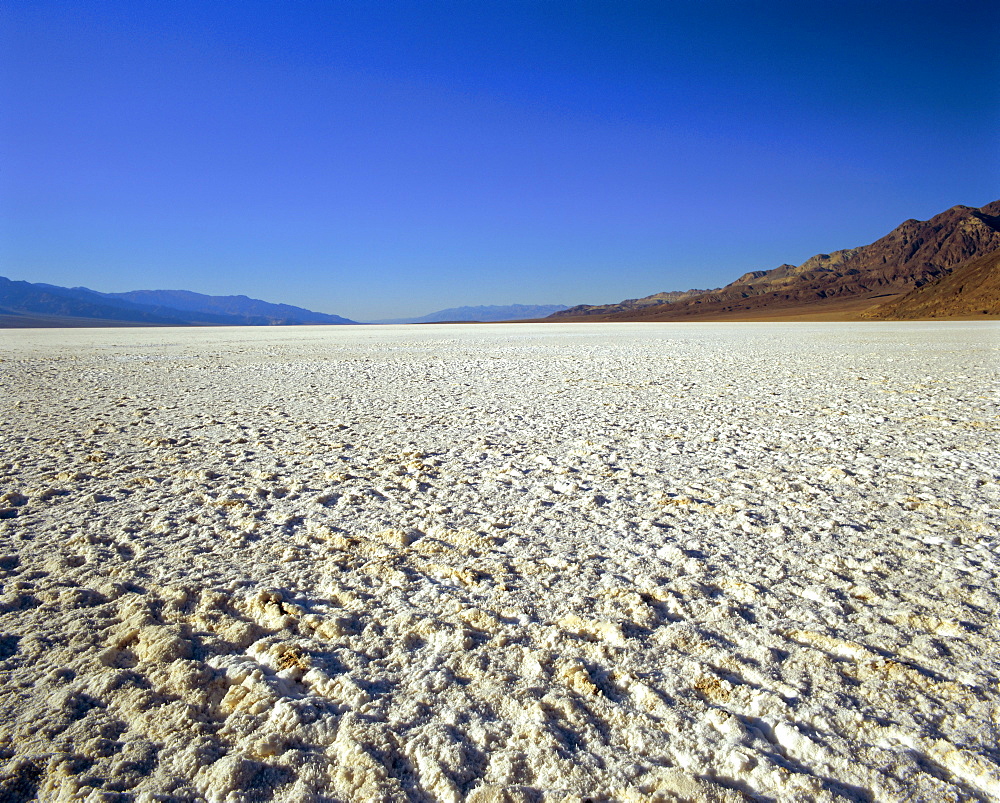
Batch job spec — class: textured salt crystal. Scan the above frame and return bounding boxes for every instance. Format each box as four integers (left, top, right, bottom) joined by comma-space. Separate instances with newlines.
0, 321, 997, 801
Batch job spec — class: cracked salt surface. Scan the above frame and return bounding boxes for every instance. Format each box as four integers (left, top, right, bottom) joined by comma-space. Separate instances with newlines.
0, 321, 998, 802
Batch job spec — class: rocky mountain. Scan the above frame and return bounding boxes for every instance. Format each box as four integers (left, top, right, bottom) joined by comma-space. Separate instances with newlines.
551, 289, 708, 318
374, 304, 568, 324
0, 277, 357, 327
549, 200, 1000, 321
863, 249, 1000, 319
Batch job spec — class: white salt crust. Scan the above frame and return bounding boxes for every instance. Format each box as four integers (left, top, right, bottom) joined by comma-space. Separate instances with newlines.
0, 321, 997, 802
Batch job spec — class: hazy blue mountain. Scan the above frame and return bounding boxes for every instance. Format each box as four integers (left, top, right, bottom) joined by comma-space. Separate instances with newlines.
0, 276, 357, 327
102, 289, 356, 325
1, 277, 196, 325
373, 304, 568, 324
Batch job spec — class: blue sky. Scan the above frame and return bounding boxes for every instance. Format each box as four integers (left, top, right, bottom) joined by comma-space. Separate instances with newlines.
3, 1, 998, 320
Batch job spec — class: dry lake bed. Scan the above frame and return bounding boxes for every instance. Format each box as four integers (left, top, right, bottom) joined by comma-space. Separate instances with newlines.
0, 322, 998, 802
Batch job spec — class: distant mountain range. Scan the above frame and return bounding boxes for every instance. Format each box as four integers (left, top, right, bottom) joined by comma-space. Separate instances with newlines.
371, 304, 568, 324
0, 279, 567, 328
5, 199, 996, 328
0, 280, 356, 327
548, 199, 1000, 321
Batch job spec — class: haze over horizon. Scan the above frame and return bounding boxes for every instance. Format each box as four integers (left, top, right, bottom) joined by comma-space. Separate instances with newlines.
3, 1, 998, 321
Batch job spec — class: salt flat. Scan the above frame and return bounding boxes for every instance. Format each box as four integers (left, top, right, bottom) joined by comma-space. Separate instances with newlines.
0, 322, 998, 802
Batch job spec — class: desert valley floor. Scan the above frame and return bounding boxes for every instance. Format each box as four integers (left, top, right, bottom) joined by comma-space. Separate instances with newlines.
0, 322, 998, 802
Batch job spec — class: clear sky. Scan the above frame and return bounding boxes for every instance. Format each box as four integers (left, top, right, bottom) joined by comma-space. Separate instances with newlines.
3, 1, 998, 320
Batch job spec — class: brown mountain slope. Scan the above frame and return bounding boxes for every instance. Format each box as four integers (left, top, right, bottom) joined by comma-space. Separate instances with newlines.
863, 249, 1000, 319
553, 288, 710, 318
548, 199, 1000, 322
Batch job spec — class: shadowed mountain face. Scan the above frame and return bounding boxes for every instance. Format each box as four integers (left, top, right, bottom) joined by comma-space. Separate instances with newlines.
0, 279, 357, 327
549, 200, 1000, 321
864, 250, 1000, 319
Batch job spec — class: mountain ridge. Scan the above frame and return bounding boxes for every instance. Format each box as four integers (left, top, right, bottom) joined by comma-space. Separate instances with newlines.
0, 278, 357, 327
6, 200, 997, 327
102, 289, 355, 325
863, 249, 1000, 319
547, 200, 1000, 321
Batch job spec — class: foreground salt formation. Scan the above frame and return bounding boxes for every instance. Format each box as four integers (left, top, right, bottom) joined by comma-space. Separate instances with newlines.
0, 322, 997, 802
